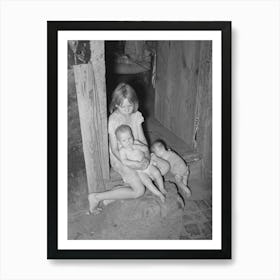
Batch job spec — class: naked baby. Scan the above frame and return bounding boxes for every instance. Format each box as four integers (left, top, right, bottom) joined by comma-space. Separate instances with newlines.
115, 124, 167, 202
151, 140, 191, 198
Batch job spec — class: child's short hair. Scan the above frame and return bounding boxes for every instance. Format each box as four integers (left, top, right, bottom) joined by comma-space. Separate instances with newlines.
109, 83, 139, 114
151, 140, 167, 152
115, 124, 133, 140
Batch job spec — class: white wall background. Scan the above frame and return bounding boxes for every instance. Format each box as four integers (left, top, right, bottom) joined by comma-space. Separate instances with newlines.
0, 0, 279, 279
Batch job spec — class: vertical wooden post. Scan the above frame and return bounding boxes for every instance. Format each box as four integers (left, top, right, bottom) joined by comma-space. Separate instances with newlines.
90, 41, 110, 182
196, 41, 212, 182
73, 41, 109, 194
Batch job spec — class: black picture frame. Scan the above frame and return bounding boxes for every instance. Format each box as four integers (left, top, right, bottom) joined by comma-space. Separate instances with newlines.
47, 21, 231, 259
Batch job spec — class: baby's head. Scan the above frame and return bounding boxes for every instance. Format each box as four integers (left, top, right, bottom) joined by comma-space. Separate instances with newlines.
115, 124, 134, 148
109, 83, 139, 114
151, 140, 167, 157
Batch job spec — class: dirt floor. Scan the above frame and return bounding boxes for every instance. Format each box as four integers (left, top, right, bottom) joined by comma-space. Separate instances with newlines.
68, 156, 212, 240
68, 70, 212, 240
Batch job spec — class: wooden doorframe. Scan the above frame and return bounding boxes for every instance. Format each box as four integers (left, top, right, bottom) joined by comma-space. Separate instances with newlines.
73, 41, 110, 194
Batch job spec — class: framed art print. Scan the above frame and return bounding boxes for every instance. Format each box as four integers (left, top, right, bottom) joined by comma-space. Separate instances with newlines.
47, 21, 231, 259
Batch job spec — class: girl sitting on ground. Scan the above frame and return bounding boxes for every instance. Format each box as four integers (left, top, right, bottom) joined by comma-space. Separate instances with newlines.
88, 83, 170, 213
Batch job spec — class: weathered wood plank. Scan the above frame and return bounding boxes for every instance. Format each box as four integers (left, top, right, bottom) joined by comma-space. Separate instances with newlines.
154, 41, 201, 147
195, 41, 212, 181
154, 41, 169, 126
73, 42, 109, 193
90, 41, 110, 183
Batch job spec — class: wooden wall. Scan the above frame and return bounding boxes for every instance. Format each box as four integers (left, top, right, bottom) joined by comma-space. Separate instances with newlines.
154, 41, 212, 182
154, 41, 201, 148
195, 41, 212, 181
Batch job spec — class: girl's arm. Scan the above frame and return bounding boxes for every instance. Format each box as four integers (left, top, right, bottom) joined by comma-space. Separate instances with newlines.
119, 149, 143, 169
134, 143, 150, 160
135, 123, 151, 163
109, 132, 121, 162
119, 148, 149, 170
136, 123, 148, 146
110, 132, 149, 170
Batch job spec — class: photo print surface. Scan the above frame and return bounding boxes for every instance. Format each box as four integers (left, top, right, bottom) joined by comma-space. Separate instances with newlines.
67, 40, 213, 241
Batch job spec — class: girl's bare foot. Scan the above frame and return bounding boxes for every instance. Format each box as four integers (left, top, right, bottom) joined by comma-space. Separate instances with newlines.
88, 193, 102, 214
103, 199, 115, 206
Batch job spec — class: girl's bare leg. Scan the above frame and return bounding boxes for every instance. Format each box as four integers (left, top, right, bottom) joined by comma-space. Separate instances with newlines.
138, 172, 165, 203
88, 175, 145, 213
103, 184, 129, 205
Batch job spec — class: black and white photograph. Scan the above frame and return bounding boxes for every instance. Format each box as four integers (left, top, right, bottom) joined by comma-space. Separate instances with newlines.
68, 39, 213, 239
48, 21, 231, 259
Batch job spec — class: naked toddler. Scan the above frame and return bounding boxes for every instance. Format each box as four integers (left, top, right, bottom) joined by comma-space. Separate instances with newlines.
151, 140, 191, 198
115, 125, 167, 202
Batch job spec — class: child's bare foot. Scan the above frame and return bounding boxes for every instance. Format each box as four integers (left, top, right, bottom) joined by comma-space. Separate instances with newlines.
103, 199, 115, 206
159, 193, 166, 203
88, 193, 102, 214
160, 188, 167, 195
177, 195, 185, 208
182, 186, 192, 198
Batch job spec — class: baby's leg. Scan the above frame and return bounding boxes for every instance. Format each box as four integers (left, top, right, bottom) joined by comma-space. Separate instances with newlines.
182, 166, 190, 185
149, 166, 167, 195
175, 174, 191, 198
151, 154, 170, 176
182, 174, 189, 186
138, 171, 165, 203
